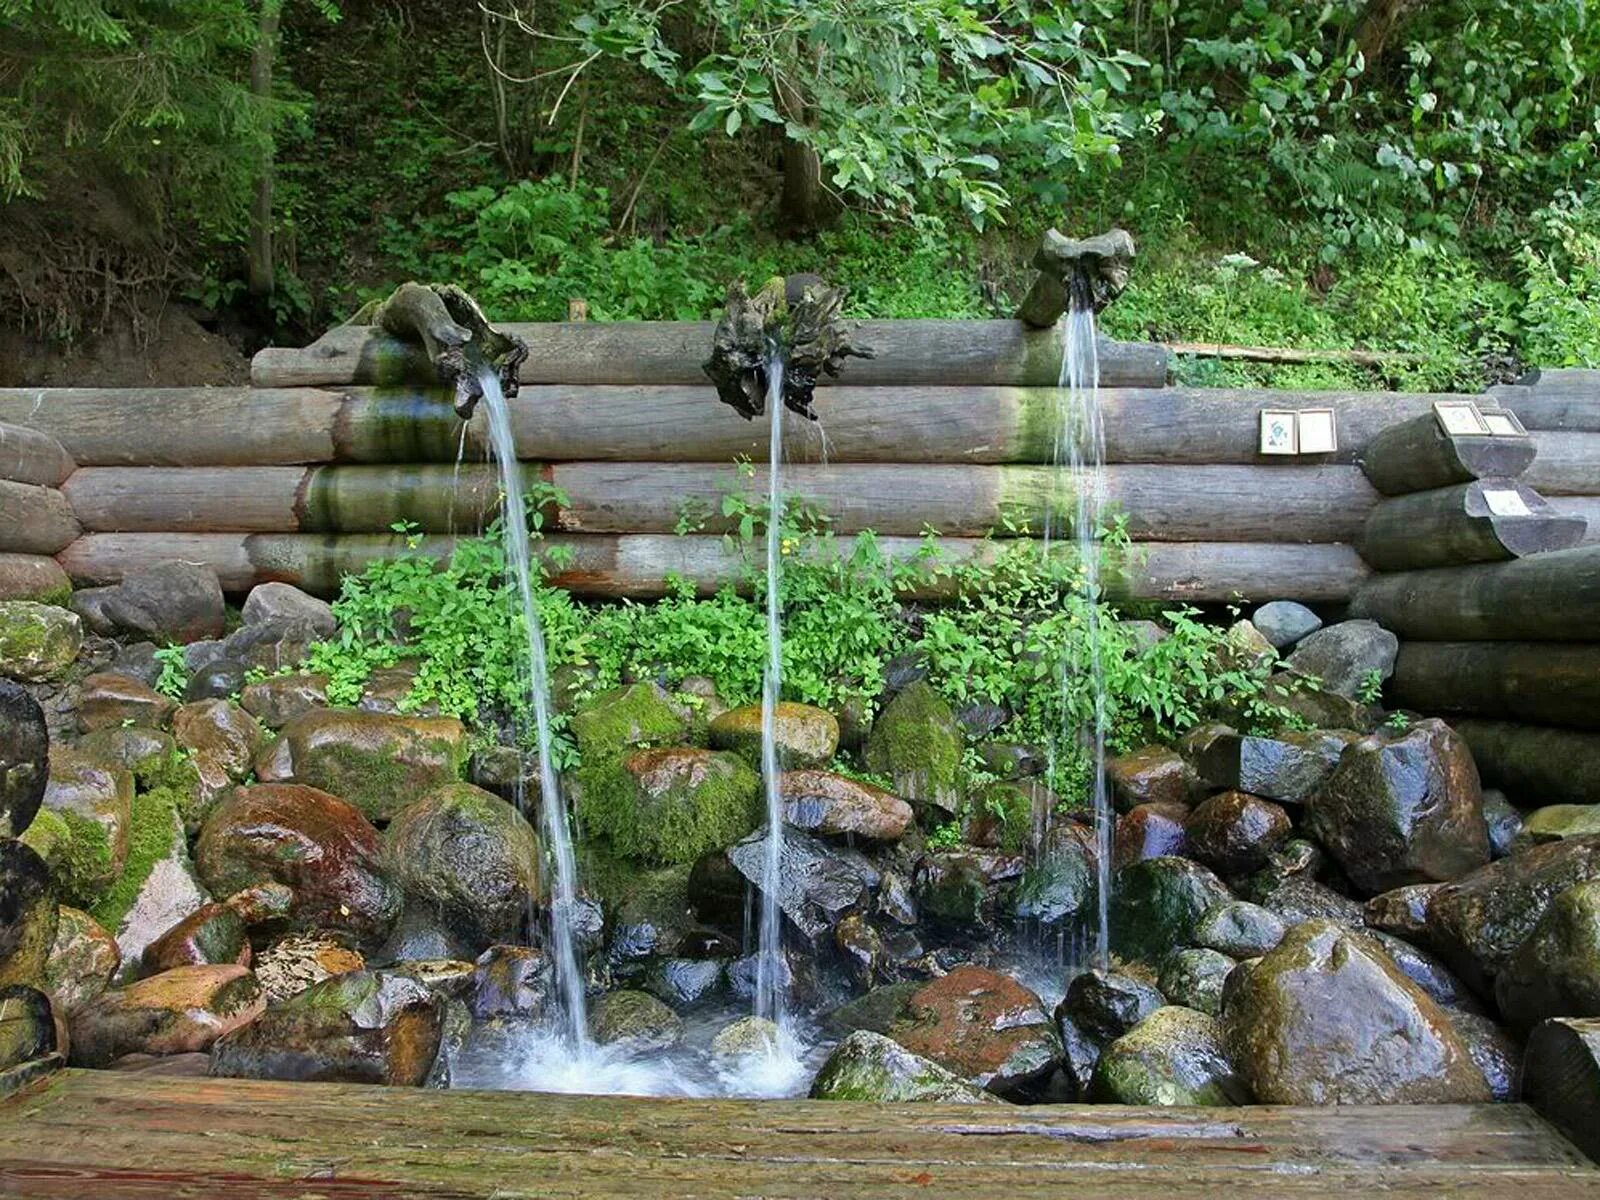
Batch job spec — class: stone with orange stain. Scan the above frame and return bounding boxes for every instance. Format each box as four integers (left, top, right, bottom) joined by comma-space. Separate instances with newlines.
68, 963, 264, 1066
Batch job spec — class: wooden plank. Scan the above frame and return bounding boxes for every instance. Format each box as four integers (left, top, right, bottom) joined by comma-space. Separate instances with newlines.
1391, 641, 1600, 730
0, 1071, 1593, 1200
1357, 480, 1587, 571
0, 481, 79, 555
1524, 431, 1600, 496
0, 423, 74, 487
1350, 544, 1600, 640
1453, 720, 1600, 807
54, 532, 1371, 603
249, 320, 1171, 389
60, 463, 1378, 543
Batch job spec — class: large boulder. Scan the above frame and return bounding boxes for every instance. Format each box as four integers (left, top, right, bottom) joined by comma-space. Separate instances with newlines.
0, 601, 81, 683
579, 747, 759, 867
886, 965, 1061, 1098
1194, 901, 1286, 958
239, 673, 330, 730
76, 674, 174, 733
1108, 856, 1232, 967
254, 708, 468, 822
40, 906, 119, 1014
1189, 730, 1351, 806
195, 784, 400, 948
171, 700, 265, 808
863, 680, 964, 819
142, 902, 250, 975
252, 933, 365, 1005
1283, 620, 1398, 699
1307, 719, 1487, 895
1061, 968, 1164, 1041
0, 839, 57, 989
1089, 1006, 1251, 1105
778, 769, 912, 842
727, 827, 876, 943
0, 984, 57, 1070
568, 683, 689, 762
23, 747, 132, 908
241, 583, 336, 638
69, 963, 264, 1066
71, 561, 224, 644
1158, 948, 1235, 1017
1106, 746, 1201, 813
1184, 791, 1291, 877
210, 970, 442, 1086
1221, 919, 1490, 1104
589, 989, 684, 1053
913, 849, 1022, 930
1114, 801, 1189, 868
809, 1030, 999, 1103
709, 702, 839, 768
0, 681, 47, 837
384, 782, 542, 958
1494, 880, 1600, 1028
93, 776, 209, 970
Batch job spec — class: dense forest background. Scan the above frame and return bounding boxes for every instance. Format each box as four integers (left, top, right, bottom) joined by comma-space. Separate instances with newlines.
1, 0, 1596, 388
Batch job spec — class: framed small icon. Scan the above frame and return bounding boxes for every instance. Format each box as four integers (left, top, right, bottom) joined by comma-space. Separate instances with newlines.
1297, 408, 1338, 454
1480, 409, 1528, 437
1434, 399, 1491, 436
1260, 409, 1298, 455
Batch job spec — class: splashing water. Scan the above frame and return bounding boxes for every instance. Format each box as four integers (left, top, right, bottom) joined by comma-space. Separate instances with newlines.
475, 365, 589, 1048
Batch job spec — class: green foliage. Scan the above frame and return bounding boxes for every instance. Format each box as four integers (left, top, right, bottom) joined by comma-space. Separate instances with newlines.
152, 646, 190, 702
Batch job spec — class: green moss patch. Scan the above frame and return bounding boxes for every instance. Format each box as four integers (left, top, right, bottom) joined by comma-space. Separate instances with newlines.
577, 748, 758, 867
90, 781, 183, 933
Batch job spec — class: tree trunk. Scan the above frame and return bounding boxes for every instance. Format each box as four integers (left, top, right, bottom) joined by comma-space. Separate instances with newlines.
246, 0, 282, 301
776, 72, 827, 234
1351, 0, 1420, 70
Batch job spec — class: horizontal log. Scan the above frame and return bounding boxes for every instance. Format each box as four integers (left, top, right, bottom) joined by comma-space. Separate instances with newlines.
1553, 496, 1600, 544
250, 320, 1172, 389
56, 532, 1370, 603
1359, 411, 1537, 495
1492, 369, 1600, 432
1523, 432, 1600, 496
4, 385, 1526, 468
1350, 544, 1600, 641
1523, 1018, 1600, 1164
60, 463, 1379, 542
1452, 720, 1600, 807
1357, 480, 1587, 571
1391, 642, 1600, 731
0, 481, 79, 555
0, 423, 74, 487
0, 554, 70, 602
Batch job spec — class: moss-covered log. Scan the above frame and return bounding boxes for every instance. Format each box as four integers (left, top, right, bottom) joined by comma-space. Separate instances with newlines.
1390, 641, 1600, 730
1358, 411, 1538, 495
1452, 720, 1600, 807
1357, 479, 1587, 571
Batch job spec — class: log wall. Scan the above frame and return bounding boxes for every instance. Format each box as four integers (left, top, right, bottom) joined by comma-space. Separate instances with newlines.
0, 422, 77, 597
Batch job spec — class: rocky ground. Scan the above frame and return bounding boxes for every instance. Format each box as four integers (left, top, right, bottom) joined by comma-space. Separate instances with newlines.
1, 563, 1597, 1108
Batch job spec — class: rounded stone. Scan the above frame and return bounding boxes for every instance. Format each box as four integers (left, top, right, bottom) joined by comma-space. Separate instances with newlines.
0, 601, 81, 683
1184, 791, 1291, 877
1494, 879, 1600, 1028
589, 989, 684, 1053
1061, 968, 1165, 1041
1108, 856, 1232, 968
709, 702, 840, 768
809, 1030, 998, 1103
1088, 1006, 1251, 1106
886, 965, 1061, 1098
68, 963, 263, 1066
0, 681, 48, 837
778, 769, 912, 841
1158, 948, 1235, 1017
1194, 901, 1286, 958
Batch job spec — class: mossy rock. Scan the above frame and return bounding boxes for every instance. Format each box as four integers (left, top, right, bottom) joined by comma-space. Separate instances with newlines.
0, 839, 58, 991
1108, 856, 1233, 969
577, 747, 759, 867
24, 748, 133, 909
863, 680, 963, 819
1088, 1006, 1252, 1105
569, 683, 689, 764
0, 601, 81, 683
708, 702, 839, 768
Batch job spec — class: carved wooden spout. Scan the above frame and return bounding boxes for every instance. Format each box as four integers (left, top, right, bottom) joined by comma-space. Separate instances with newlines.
1017, 229, 1136, 328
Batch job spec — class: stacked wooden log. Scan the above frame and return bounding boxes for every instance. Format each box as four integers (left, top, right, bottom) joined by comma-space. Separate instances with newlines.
1350, 371, 1600, 803
0, 423, 76, 601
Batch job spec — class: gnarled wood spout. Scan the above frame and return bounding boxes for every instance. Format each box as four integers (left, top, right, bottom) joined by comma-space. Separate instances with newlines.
1017, 229, 1136, 328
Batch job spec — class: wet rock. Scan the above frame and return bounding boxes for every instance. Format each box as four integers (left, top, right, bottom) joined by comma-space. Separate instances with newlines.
1518, 804, 1600, 848
569, 683, 689, 762
642, 956, 726, 1010
141, 903, 249, 975
239, 673, 330, 729
1367, 930, 1479, 1012
1195, 901, 1285, 958
913, 850, 1021, 930
210, 970, 442, 1086
388, 959, 476, 1002
589, 989, 683, 1053
1283, 620, 1398, 699
834, 913, 885, 989
1114, 801, 1189, 869
887, 965, 1061, 1098
977, 741, 1046, 779
1446, 1007, 1521, 1101
241, 583, 336, 637
1221, 920, 1489, 1104
0, 983, 57, 1069
726, 948, 816, 1010
171, 699, 265, 805
1190, 730, 1351, 806
1089, 1006, 1251, 1105
876, 868, 918, 927
0, 601, 81, 682
778, 769, 912, 842
99, 792, 209, 970
70, 963, 263, 1066
355, 661, 433, 716
104, 642, 162, 688
1158, 948, 1234, 1017
729, 827, 876, 942
1248, 874, 1365, 930
467, 742, 542, 805
709, 702, 839, 768
1184, 791, 1291, 877
1309, 719, 1488, 896
1108, 856, 1232, 967
1218, 619, 1277, 674
1053, 1010, 1104, 1096
468, 945, 553, 1019
1013, 838, 1095, 926
77, 673, 174, 733
863, 680, 964, 819
1494, 879, 1600, 1028
0, 682, 47, 839
255, 708, 468, 823
1062, 968, 1164, 1040
581, 747, 759, 868
1363, 883, 1439, 939
1522, 1018, 1600, 1161
74, 562, 225, 644
24, 747, 132, 908
1106, 746, 1201, 814
224, 881, 296, 928
824, 981, 920, 1038
710, 1015, 780, 1066
809, 1030, 999, 1103
954, 700, 1009, 740
184, 659, 249, 702
40, 906, 118, 1015
1252, 600, 1322, 650
195, 783, 400, 948
384, 782, 541, 958
0, 840, 57, 990
253, 934, 365, 1005
1256, 836, 1325, 886
1482, 790, 1522, 859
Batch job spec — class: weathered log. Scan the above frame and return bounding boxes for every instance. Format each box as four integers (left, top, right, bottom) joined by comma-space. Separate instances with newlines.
56, 532, 1369, 603
1357, 479, 1587, 571
1359, 411, 1537, 495
1491, 369, 1600, 434
59, 462, 1379, 542
1523, 432, 1600, 496
1523, 1018, 1600, 1164
1016, 229, 1135, 327
1390, 642, 1600, 731
0, 482, 79, 555
1350, 544, 1600, 641
1452, 720, 1600, 807
0, 554, 70, 603
1554, 497, 1600, 544
0, 424, 74, 488
1166, 342, 1426, 367
249, 320, 1171, 389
